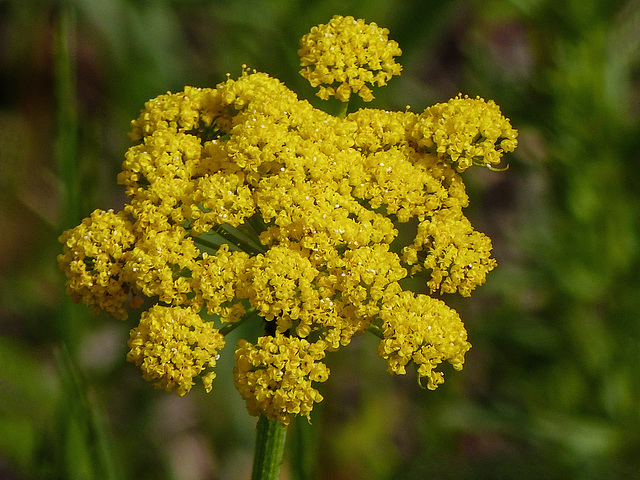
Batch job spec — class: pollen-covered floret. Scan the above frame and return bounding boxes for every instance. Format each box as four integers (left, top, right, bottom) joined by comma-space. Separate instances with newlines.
233, 335, 329, 426
123, 222, 200, 305
298, 15, 402, 102
127, 305, 225, 396
237, 245, 321, 332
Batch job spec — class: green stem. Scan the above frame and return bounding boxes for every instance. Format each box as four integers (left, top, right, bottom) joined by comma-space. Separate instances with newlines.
251, 415, 287, 480
247, 213, 269, 239
219, 307, 257, 336
216, 224, 265, 255
55, 0, 84, 368
55, 0, 79, 231
192, 234, 220, 252
336, 100, 350, 119
191, 224, 265, 256
55, 345, 121, 480
366, 323, 384, 339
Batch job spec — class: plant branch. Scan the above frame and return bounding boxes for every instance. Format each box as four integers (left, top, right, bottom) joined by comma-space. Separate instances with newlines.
251, 415, 287, 480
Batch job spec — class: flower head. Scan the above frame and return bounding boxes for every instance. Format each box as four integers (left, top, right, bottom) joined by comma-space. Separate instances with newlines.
59, 16, 517, 426
298, 15, 402, 102
234, 335, 329, 425
377, 292, 471, 389
402, 208, 497, 296
409, 94, 518, 172
58, 209, 136, 319
127, 305, 225, 396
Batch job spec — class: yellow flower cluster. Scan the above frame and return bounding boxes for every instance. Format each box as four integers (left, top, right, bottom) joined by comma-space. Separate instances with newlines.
234, 335, 328, 425
58, 209, 136, 320
58, 16, 517, 425
402, 208, 497, 296
409, 94, 518, 172
127, 305, 225, 395
377, 292, 470, 390
298, 15, 402, 102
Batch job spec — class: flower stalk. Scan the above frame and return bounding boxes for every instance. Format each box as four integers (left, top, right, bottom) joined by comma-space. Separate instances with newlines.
251, 415, 287, 480
336, 100, 349, 119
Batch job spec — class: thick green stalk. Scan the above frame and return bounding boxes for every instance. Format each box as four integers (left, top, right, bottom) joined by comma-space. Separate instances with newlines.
251, 415, 287, 480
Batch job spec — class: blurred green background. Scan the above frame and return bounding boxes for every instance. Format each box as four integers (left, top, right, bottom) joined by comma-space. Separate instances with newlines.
2, 0, 640, 479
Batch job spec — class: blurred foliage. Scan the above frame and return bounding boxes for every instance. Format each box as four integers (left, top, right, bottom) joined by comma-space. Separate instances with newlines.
1, 0, 640, 479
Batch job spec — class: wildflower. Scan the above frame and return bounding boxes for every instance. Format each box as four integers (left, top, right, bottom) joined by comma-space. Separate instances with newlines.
59, 15, 517, 427
191, 244, 250, 321
299, 15, 402, 102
